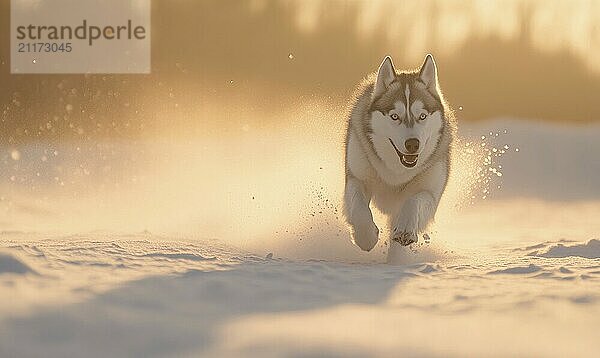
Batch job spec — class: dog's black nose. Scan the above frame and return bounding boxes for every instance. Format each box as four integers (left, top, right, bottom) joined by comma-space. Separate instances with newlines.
404, 138, 420, 153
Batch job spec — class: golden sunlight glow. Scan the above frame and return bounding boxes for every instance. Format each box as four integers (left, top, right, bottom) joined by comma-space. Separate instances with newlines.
284, 0, 600, 72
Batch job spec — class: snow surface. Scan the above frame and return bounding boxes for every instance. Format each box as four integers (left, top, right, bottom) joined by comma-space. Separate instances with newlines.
0, 234, 599, 357
0, 252, 34, 274
529, 239, 600, 259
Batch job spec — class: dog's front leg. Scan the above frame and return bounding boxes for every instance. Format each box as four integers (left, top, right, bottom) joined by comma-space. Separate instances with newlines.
391, 160, 448, 247
343, 175, 379, 251
391, 191, 436, 246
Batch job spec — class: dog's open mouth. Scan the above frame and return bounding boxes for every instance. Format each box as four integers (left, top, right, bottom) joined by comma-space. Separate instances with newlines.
388, 138, 418, 168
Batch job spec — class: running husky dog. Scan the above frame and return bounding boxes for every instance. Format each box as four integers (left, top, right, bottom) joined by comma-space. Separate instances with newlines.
343, 54, 455, 255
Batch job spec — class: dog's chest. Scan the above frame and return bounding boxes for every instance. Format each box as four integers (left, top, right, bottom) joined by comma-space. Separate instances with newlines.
376, 166, 420, 187
369, 180, 413, 215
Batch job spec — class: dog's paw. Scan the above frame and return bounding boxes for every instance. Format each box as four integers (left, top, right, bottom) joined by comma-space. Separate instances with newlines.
351, 221, 379, 252
392, 211, 419, 246
392, 230, 418, 246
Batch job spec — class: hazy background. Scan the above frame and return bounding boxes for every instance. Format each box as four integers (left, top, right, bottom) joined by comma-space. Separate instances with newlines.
0, 0, 599, 240
2, 0, 600, 145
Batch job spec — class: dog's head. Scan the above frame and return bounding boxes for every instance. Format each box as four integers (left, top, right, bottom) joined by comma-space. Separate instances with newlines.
368, 55, 445, 170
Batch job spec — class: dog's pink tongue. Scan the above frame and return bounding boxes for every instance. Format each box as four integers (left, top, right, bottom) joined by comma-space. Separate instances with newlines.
403, 154, 418, 162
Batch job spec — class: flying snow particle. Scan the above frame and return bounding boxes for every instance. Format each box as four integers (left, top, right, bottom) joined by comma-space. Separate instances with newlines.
423, 233, 431, 243
458, 106, 463, 110
288, 53, 294, 59
10, 150, 20, 161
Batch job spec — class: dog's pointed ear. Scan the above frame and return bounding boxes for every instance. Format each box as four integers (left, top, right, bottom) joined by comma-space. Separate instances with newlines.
373, 56, 396, 100
418, 54, 438, 89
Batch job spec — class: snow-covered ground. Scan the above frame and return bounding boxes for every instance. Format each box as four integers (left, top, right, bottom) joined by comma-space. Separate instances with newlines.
1, 235, 599, 357
1, 118, 599, 357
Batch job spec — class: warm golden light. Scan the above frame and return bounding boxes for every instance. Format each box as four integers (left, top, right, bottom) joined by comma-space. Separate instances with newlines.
1, 1, 599, 357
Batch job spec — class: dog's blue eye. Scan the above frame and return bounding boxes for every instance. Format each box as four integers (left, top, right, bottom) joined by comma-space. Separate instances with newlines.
390, 113, 399, 120
419, 113, 427, 120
